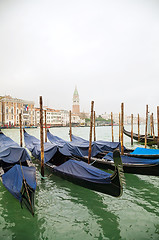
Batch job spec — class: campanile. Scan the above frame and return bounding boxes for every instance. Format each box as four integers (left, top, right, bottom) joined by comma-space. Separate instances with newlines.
72, 86, 80, 114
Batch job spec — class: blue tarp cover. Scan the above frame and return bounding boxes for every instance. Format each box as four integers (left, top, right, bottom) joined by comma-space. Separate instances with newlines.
2, 164, 36, 201
104, 152, 159, 165
131, 147, 159, 155
55, 159, 111, 184
47, 131, 123, 157
0, 132, 30, 163
24, 131, 72, 163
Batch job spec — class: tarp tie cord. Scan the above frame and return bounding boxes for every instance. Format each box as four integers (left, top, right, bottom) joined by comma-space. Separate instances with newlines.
90, 159, 97, 165
19, 158, 34, 216
39, 171, 47, 179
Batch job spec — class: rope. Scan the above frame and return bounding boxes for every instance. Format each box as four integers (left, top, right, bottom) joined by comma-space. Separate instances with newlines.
19, 160, 34, 216
89, 159, 97, 165
39, 171, 47, 179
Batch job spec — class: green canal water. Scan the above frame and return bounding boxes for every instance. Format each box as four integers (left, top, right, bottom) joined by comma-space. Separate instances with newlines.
0, 126, 159, 240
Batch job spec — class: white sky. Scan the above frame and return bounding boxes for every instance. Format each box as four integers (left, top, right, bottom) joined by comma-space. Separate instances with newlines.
0, 0, 159, 117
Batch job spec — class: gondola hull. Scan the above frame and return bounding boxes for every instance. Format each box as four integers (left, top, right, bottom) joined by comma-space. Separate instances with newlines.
99, 160, 159, 176
0, 131, 37, 215
103, 152, 159, 176
45, 160, 122, 197
123, 127, 157, 146
1, 164, 36, 215
77, 155, 159, 176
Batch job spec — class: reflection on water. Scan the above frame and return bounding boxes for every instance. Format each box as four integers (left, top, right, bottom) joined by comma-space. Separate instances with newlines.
0, 127, 159, 240
34, 162, 120, 240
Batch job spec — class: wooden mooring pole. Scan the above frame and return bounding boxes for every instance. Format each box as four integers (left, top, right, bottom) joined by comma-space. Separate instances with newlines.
111, 112, 114, 142
45, 110, 47, 143
93, 111, 96, 141
152, 113, 155, 140
119, 113, 121, 142
88, 101, 94, 164
121, 103, 124, 155
19, 113, 22, 147
40, 96, 44, 177
138, 114, 140, 142
157, 106, 159, 148
131, 114, 133, 145
145, 104, 148, 148
69, 110, 72, 141
150, 114, 153, 136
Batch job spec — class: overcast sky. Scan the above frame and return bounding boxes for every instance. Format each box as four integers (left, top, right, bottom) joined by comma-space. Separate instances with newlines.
0, 0, 159, 117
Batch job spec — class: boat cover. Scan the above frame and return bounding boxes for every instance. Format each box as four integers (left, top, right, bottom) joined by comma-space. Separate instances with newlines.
54, 159, 111, 184
47, 131, 124, 157
2, 164, 36, 201
0, 132, 30, 163
71, 134, 90, 146
103, 152, 159, 165
72, 134, 123, 152
130, 147, 159, 155
24, 130, 72, 163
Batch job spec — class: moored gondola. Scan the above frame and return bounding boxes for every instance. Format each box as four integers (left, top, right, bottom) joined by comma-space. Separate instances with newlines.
0, 131, 37, 215
46, 130, 159, 176
24, 130, 125, 198
123, 127, 157, 146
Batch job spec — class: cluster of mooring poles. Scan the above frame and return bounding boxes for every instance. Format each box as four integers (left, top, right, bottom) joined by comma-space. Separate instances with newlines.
108, 103, 124, 155
18, 96, 159, 178
129, 104, 159, 148
110, 103, 159, 149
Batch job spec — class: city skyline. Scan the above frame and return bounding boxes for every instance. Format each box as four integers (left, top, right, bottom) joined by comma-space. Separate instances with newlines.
0, 0, 159, 118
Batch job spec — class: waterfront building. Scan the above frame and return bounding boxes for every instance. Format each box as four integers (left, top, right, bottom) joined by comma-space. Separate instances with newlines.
0, 95, 35, 127
35, 107, 85, 127
35, 107, 63, 127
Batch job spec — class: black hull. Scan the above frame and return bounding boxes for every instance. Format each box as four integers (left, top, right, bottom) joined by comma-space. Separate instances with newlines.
124, 164, 159, 176
104, 162, 159, 176
21, 182, 35, 215
0, 161, 36, 216
80, 156, 159, 177
124, 152, 159, 159
123, 127, 157, 146
45, 162, 123, 197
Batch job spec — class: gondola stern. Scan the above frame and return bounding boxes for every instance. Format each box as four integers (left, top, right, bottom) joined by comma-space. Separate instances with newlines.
111, 149, 125, 197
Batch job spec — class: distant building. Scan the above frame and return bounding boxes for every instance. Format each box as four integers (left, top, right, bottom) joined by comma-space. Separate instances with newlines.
0, 95, 35, 126
35, 107, 63, 127
72, 86, 80, 114
35, 107, 85, 127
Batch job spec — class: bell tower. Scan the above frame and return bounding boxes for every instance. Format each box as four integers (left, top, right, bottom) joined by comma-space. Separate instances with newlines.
72, 86, 80, 114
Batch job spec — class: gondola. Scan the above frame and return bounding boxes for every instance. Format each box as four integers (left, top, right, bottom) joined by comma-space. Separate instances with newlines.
47, 129, 124, 157
24, 130, 125, 198
75, 149, 159, 176
102, 152, 159, 176
123, 127, 158, 146
0, 131, 37, 215
46, 130, 159, 176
